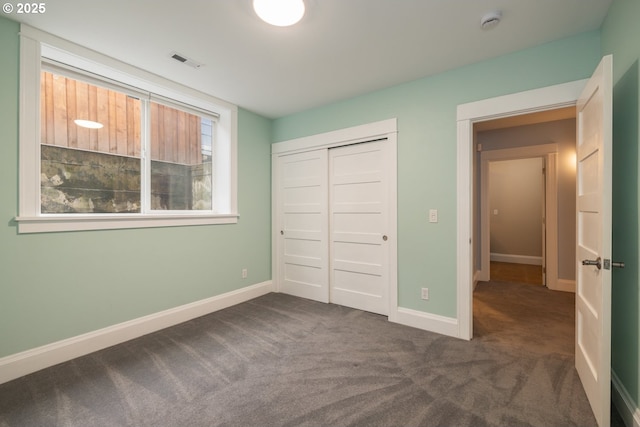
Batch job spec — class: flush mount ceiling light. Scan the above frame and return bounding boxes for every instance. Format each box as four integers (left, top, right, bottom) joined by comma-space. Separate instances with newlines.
74, 119, 104, 129
480, 10, 502, 30
253, 0, 305, 27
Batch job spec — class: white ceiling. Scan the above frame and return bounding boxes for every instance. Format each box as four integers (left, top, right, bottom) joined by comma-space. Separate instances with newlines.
10, 0, 612, 119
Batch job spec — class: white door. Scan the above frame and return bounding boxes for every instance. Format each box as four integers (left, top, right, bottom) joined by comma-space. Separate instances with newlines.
329, 141, 389, 315
575, 55, 613, 427
277, 150, 329, 302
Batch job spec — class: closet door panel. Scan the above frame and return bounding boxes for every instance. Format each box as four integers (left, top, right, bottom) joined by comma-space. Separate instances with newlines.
276, 150, 329, 303
329, 141, 389, 315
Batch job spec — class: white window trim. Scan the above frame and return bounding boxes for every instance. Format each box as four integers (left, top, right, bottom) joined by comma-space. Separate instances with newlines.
17, 24, 238, 233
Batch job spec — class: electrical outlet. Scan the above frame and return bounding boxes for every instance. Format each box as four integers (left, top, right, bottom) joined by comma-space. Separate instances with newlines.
242, 268, 248, 279
421, 287, 429, 300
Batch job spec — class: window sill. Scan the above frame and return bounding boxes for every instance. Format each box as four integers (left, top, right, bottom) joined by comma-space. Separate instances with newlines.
15, 213, 239, 234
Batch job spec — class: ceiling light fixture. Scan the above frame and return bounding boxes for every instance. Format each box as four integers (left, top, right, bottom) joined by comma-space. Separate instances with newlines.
74, 119, 104, 129
253, 0, 305, 27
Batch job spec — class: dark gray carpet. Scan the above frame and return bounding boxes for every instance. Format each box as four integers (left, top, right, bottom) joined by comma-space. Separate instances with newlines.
0, 284, 606, 426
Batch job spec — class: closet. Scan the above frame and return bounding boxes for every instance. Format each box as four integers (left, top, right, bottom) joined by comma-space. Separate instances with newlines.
271, 120, 397, 316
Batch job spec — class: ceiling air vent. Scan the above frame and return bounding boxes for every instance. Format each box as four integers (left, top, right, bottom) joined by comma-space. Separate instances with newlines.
169, 51, 204, 69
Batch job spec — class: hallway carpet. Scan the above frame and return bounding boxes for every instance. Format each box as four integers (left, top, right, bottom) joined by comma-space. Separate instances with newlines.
0, 287, 598, 427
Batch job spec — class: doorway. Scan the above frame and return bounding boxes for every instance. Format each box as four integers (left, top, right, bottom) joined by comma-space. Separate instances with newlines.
474, 116, 577, 291
488, 157, 545, 286
455, 79, 587, 341
471, 115, 577, 342
457, 58, 614, 427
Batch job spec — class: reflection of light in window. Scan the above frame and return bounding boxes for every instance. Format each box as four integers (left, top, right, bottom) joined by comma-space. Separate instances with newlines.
74, 119, 103, 129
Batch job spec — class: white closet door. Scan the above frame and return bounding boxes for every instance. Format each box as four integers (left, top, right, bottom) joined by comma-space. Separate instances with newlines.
277, 150, 329, 303
329, 141, 389, 315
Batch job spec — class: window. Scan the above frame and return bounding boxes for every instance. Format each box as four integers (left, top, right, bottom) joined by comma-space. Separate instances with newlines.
18, 25, 238, 233
40, 69, 144, 214
40, 69, 216, 214
148, 100, 215, 212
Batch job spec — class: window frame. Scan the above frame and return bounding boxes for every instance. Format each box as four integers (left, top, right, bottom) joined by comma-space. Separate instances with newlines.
17, 24, 238, 233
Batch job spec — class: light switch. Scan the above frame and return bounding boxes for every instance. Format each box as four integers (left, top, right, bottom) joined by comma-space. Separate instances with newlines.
493, 209, 499, 215
429, 209, 438, 223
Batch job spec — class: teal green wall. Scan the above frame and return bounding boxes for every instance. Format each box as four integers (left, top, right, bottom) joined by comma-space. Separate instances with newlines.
0, 16, 273, 357
273, 31, 601, 316
602, 0, 640, 408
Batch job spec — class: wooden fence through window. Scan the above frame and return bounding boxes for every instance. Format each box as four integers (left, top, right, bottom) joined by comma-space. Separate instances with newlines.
40, 71, 203, 165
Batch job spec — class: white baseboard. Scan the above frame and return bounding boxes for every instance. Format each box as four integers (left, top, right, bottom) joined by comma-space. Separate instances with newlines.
0, 280, 273, 385
613, 370, 640, 427
392, 307, 459, 338
490, 253, 542, 265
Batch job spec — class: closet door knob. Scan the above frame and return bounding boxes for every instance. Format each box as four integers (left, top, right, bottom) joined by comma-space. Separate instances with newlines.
382, 235, 388, 241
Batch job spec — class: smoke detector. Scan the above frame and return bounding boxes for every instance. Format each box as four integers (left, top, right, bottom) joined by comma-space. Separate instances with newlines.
480, 11, 502, 30
169, 52, 204, 69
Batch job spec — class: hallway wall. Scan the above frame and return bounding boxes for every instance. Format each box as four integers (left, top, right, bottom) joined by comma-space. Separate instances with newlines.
489, 157, 544, 263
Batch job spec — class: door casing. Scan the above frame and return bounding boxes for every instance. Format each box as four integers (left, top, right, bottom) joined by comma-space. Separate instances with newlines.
456, 79, 588, 340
